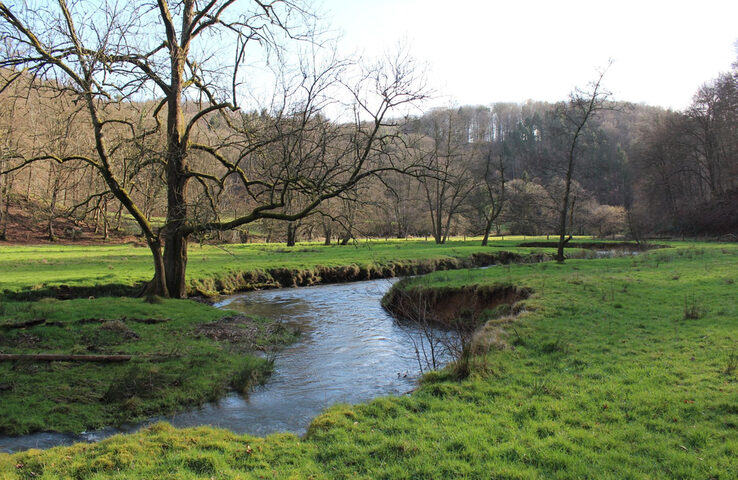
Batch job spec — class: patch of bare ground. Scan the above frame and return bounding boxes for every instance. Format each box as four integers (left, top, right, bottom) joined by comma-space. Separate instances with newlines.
194, 315, 298, 351
0, 196, 137, 245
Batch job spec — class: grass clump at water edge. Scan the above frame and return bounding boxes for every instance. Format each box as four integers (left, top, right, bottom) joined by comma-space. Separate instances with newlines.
0, 297, 294, 436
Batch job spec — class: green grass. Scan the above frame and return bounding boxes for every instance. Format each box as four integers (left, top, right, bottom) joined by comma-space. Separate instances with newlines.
0, 236, 556, 437
1, 242, 736, 478
0, 298, 297, 436
0, 237, 556, 298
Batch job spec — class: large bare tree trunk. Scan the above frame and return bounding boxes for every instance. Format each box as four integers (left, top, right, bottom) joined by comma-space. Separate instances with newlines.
163, 173, 189, 297
163, 194, 189, 298
162, 45, 190, 298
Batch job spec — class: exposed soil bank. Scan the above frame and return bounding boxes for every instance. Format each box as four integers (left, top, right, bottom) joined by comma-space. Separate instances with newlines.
518, 241, 663, 250
3, 250, 547, 301
2, 283, 145, 301
382, 281, 532, 328
187, 251, 547, 298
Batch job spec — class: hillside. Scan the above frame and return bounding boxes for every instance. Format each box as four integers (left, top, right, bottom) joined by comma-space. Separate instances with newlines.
0, 196, 136, 245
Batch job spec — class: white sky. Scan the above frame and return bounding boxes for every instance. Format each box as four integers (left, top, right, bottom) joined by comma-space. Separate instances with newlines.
316, 0, 738, 110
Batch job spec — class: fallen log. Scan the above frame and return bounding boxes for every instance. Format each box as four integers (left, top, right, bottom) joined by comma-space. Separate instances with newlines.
0, 354, 132, 363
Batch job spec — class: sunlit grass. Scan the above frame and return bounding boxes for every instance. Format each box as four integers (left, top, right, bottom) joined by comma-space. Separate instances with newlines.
0, 297, 294, 436
2, 241, 735, 478
0, 237, 566, 298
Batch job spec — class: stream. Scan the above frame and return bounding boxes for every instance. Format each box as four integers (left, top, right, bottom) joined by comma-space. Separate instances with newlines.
1, 278, 454, 453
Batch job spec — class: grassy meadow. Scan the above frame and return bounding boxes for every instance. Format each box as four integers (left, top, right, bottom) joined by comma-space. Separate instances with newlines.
0, 237, 549, 437
0, 297, 297, 436
0, 238, 551, 298
0, 240, 735, 478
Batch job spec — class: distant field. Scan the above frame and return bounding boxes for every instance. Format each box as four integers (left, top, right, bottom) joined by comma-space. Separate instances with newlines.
0, 237, 565, 298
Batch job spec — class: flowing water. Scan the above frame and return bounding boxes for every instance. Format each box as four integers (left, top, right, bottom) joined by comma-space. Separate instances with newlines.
1, 278, 455, 453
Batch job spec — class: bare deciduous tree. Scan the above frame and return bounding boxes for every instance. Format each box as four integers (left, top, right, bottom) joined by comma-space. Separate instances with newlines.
0, 1, 427, 297
417, 108, 476, 244
477, 146, 506, 246
552, 68, 611, 261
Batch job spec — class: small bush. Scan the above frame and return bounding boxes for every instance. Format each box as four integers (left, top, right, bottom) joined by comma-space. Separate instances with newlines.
451, 346, 472, 379
683, 296, 705, 320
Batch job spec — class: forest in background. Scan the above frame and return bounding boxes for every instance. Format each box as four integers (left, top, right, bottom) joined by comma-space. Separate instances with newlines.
0, 0, 736, 257
1, 55, 736, 245
0, 0, 736, 298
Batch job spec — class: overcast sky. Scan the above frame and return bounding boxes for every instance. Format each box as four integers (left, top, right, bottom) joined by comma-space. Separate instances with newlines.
316, 0, 738, 110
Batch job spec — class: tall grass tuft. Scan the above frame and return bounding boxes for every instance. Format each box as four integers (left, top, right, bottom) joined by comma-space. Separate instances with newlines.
725, 351, 738, 375
683, 296, 705, 320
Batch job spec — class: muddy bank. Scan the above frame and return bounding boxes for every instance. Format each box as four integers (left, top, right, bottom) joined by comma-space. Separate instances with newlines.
189, 251, 548, 298
382, 281, 532, 328
2, 283, 145, 301
3, 251, 547, 301
194, 315, 299, 351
